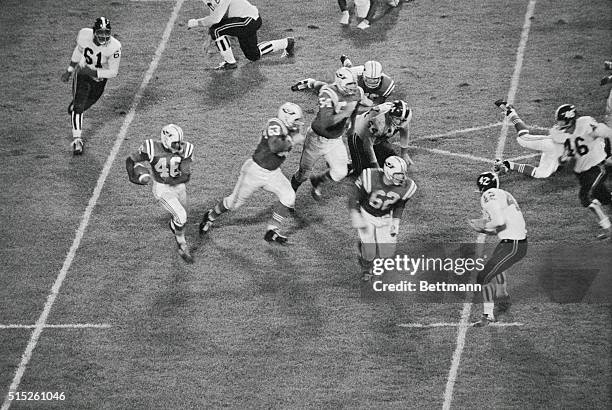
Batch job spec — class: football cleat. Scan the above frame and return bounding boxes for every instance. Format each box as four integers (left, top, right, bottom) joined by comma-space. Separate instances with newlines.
214, 61, 238, 70
339, 10, 350, 25
309, 176, 322, 201
473, 314, 497, 327
71, 138, 84, 155
282, 37, 295, 58
357, 20, 370, 30
177, 242, 194, 263
492, 159, 509, 174
494, 296, 512, 316
340, 54, 353, 68
596, 230, 610, 240
199, 211, 213, 237
264, 229, 288, 244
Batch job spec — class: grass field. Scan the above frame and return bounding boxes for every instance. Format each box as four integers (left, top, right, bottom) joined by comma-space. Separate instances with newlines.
1, 0, 611, 408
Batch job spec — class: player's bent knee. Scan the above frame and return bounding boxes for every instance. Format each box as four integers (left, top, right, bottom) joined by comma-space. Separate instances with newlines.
279, 191, 296, 208
244, 50, 261, 61
330, 165, 348, 182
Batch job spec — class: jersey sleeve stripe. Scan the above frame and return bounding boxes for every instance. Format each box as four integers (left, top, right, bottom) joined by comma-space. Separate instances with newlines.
364, 168, 371, 192
184, 142, 194, 159
145, 139, 154, 161
403, 180, 417, 200
382, 80, 395, 97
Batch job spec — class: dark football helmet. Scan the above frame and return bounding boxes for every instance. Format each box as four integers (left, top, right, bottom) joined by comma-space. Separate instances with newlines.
389, 100, 411, 125
93, 17, 112, 46
476, 171, 499, 193
555, 104, 577, 130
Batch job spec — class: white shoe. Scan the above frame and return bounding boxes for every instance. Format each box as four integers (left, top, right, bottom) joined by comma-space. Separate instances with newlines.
339, 10, 350, 25
357, 20, 370, 30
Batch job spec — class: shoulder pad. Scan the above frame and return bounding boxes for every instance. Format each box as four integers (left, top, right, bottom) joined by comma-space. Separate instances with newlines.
380, 75, 395, 97
402, 179, 417, 200
109, 37, 122, 50
320, 85, 340, 107
267, 118, 289, 137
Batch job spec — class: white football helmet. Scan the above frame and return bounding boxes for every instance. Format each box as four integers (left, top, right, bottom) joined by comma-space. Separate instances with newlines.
334, 67, 358, 95
160, 124, 184, 153
363, 60, 383, 89
278, 102, 304, 132
383, 155, 408, 185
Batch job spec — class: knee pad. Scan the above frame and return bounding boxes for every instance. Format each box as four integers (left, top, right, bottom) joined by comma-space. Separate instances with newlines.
173, 207, 187, 227
329, 163, 348, 182
355, 0, 371, 18
354, 0, 371, 18
279, 189, 296, 209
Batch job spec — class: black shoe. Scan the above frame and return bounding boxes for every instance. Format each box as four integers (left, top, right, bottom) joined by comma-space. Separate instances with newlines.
495, 296, 512, 316
177, 242, 194, 263
71, 138, 84, 155
310, 176, 322, 201
340, 54, 352, 67
282, 37, 295, 58
199, 211, 213, 237
473, 314, 497, 327
264, 229, 288, 244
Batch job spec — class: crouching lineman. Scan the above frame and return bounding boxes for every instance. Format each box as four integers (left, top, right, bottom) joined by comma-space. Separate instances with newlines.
469, 172, 527, 327
493, 100, 566, 179
290, 67, 372, 201
126, 124, 195, 263
349, 156, 417, 281
199, 103, 304, 244
348, 100, 413, 177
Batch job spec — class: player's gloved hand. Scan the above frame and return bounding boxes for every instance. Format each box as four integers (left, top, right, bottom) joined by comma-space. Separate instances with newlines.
188, 19, 199, 29
61, 70, 72, 83
350, 209, 367, 229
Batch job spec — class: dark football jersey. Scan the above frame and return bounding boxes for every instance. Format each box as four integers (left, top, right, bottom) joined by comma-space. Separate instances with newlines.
252, 118, 293, 170
357, 73, 395, 103
311, 84, 365, 139
135, 139, 193, 184
355, 168, 416, 217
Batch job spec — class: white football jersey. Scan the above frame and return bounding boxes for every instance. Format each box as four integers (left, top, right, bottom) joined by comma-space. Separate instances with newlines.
71, 28, 122, 80
480, 188, 527, 240
550, 116, 612, 173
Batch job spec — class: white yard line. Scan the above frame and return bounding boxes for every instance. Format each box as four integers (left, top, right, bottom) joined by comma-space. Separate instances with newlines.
397, 322, 523, 328
495, 0, 537, 159
413, 122, 503, 141
1, 2, 185, 409
0, 324, 111, 329
443, 3, 537, 409
408, 145, 493, 163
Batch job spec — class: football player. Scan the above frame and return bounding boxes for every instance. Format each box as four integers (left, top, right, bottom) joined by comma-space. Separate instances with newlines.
469, 172, 527, 327
338, 0, 401, 29
61, 17, 122, 155
290, 68, 373, 201
340, 57, 396, 104
493, 100, 567, 179
126, 124, 195, 263
349, 156, 417, 281
348, 100, 413, 177
187, 0, 295, 70
546, 104, 612, 240
292, 58, 395, 105
199, 103, 305, 244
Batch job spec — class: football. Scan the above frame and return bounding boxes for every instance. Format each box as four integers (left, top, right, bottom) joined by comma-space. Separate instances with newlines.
134, 163, 151, 184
